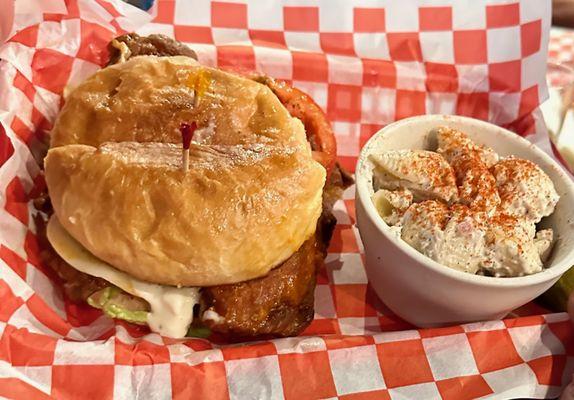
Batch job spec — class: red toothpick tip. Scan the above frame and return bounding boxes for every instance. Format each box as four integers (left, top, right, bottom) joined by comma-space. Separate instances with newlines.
180, 121, 197, 150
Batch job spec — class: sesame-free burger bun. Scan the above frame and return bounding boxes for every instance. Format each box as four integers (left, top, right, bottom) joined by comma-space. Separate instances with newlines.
50, 55, 308, 151
45, 55, 327, 287
44, 142, 325, 286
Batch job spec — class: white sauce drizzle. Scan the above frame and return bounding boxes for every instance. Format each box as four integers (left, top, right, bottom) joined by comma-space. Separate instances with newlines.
46, 216, 200, 338
202, 309, 225, 324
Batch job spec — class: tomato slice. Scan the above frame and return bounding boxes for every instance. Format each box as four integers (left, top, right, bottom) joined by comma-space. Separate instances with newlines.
261, 77, 337, 176
224, 68, 337, 176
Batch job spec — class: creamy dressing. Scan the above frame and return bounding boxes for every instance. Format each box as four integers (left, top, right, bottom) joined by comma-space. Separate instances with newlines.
371, 129, 559, 277
370, 150, 458, 203
46, 216, 200, 338
202, 309, 225, 324
372, 188, 413, 226
400, 203, 487, 274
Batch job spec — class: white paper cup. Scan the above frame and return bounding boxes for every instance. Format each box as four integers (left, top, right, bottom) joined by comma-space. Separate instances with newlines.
355, 114, 574, 327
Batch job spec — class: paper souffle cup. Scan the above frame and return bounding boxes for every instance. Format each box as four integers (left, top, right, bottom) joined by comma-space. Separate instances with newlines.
355, 114, 574, 327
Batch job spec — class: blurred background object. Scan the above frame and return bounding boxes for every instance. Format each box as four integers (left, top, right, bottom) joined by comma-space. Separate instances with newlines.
554, 0, 574, 27
530, 1, 574, 315
541, 62, 574, 171
540, 266, 574, 312
0, 0, 14, 44
124, 0, 154, 11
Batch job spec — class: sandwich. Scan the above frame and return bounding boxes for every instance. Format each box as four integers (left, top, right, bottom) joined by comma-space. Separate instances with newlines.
35, 34, 352, 339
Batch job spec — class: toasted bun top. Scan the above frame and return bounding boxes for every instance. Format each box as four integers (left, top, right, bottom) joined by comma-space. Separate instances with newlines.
45, 56, 326, 286
51, 56, 307, 150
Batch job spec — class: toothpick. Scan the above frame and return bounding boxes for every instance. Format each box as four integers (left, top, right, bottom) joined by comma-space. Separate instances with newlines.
180, 122, 197, 173
183, 148, 190, 173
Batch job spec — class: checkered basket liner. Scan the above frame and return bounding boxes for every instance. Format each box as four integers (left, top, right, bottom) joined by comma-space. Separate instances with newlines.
0, 1, 572, 399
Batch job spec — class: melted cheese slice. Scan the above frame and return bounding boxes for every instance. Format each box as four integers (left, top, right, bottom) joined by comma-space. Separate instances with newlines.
46, 216, 200, 338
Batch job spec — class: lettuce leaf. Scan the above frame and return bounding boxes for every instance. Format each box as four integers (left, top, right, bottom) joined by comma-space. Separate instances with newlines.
87, 286, 211, 337
186, 326, 211, 338
87, 286, 148, 324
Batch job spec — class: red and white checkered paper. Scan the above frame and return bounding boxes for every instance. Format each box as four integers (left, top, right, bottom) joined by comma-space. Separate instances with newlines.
549, 27, 574, 66
1, 1, 572, 399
